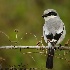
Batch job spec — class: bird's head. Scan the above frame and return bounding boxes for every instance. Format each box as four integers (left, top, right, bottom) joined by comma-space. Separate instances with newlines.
42, 9, 58, 21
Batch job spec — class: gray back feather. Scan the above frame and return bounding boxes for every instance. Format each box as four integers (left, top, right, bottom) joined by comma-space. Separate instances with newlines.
43, 17, 64, 36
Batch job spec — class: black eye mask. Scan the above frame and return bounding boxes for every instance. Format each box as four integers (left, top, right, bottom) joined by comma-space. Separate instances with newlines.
44, 12, 57, 17
47, 12, 57, 16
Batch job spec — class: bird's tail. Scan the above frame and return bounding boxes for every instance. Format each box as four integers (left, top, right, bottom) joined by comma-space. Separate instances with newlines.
46, 48, 54, 69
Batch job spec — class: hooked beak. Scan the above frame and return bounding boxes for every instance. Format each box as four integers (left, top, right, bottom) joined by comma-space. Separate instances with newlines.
42, 14, 45, 18
42, 14, 48, 18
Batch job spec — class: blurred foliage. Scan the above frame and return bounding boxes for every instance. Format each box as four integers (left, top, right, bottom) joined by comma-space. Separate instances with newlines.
0, 0, 70, 70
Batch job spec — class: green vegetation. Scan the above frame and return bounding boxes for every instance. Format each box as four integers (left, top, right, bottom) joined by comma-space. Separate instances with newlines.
0, 0, 70, 70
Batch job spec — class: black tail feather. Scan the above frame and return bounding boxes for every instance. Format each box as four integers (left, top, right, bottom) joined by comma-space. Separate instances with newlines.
46, 48, 54, 69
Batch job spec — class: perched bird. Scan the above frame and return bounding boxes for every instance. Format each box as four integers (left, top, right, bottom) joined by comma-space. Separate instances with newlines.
42, 9, 66, 69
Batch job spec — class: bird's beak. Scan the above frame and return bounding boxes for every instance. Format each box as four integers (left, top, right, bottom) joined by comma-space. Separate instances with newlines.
42, 14, 44, 18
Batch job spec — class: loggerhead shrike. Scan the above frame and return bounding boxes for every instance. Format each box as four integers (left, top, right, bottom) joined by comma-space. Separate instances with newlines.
42, 9, 66, 69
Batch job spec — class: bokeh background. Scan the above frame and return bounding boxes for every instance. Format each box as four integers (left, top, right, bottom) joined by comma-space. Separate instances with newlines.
0, 0, 70, 70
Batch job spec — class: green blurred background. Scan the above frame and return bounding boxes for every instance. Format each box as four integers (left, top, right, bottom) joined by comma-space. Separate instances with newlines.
0, 0, 70, 70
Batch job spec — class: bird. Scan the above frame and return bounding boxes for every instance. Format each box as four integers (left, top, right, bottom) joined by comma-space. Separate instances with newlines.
42, 9, 66, 69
